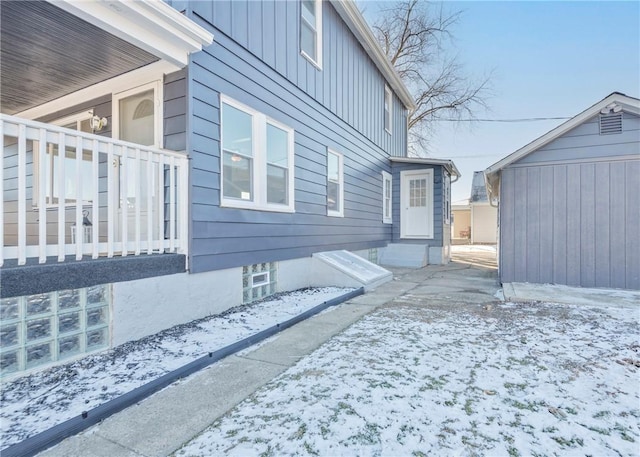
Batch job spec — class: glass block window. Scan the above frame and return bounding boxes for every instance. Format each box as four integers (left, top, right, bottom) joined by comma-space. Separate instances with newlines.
242, 262, 277, 304
0, 285, 110, 377
368, 248, 378, 264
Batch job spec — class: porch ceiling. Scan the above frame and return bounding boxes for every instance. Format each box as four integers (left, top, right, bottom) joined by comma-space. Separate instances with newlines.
0, 1, 159, 115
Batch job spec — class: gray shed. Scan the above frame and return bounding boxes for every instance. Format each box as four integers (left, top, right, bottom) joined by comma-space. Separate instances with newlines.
485, 92, 640, 290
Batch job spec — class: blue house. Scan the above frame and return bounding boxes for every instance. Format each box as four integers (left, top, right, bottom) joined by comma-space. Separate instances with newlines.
0, 0, 455, 377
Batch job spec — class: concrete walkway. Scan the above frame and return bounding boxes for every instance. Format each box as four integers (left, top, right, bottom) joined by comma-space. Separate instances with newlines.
41, 255, 500, 457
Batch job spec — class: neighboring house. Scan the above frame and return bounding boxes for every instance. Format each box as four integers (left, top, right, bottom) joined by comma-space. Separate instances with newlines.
451, 171, 498, 244
485, 92, 640, 290
0, 0, 455, 377
451, 201, 471, 244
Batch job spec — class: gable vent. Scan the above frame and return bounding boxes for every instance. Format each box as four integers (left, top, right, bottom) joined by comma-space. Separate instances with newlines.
599, 112, 623, 135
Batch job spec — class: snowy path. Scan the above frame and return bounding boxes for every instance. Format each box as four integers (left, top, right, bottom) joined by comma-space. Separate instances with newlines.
177, 300, 640, 456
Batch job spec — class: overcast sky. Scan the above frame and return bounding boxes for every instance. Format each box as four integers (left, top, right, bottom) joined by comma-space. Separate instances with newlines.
362, 0, 640, 203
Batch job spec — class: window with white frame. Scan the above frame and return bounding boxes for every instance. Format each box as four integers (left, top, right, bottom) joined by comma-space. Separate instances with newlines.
220, 95, 295, 212
33, 112, 95, 207
327, 149, 344, 217
384, 85, 392, 134
300, 0, 322, 68
382, 171, 392, 224
444, 172, 451, 225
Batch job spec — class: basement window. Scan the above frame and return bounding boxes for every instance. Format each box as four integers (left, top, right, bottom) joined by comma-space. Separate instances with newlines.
243, 262, 277, 303
0, 286, 110, 377
599, 112, 623, 135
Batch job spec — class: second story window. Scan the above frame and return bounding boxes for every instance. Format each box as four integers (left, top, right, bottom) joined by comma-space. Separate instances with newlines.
301, 0, 322, 68
384, 85, 392, 134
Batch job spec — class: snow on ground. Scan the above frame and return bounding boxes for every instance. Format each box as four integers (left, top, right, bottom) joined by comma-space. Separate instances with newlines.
451, 244, 497, 253
0, 287, 352, 449
177, 300, 640, 457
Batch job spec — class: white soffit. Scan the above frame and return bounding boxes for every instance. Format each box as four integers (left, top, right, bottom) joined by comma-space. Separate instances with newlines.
51, 0, 214, 69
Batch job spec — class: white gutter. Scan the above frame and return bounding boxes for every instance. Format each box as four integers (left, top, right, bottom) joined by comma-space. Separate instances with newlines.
51, 0, 214, 69
389, 156, 461, 179
330, 1, 415, 111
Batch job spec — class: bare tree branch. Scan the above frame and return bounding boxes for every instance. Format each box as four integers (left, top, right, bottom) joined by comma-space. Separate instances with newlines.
371, 0, 492, 156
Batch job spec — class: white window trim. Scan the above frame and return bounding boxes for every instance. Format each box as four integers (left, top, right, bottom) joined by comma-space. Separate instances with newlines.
327, 149, 344, 218
300, 0, 323, 69
382, 171, 392, 224
33, 111, 95, 209
220, 95, 295, 213
384, 85, 392, 134
112, 80, 163, 148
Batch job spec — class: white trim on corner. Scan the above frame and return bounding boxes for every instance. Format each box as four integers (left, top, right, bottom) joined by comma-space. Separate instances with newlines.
52, 0, 213, 68
384, 85, 393, 134
15, 61, 177, 121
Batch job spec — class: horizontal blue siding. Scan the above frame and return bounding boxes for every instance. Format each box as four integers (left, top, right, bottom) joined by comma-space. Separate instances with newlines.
184, 6, 397, 273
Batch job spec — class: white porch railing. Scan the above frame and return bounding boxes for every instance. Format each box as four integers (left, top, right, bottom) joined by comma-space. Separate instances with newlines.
1, 113, 188, 266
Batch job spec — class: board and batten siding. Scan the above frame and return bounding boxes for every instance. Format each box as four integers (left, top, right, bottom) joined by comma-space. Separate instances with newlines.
184, 0, 403, 273
390, 163, 446, 247
499, 112, 640, 289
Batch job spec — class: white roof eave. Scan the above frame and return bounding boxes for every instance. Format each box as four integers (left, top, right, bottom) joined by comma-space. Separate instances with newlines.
51, 0, 214, 70
330, 1, 415, 111
389, 156, 461, 178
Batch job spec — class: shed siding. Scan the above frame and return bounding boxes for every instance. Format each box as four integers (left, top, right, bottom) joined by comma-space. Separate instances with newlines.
516, 112, 640, 165
186, 2, 399, 273
390, 163, 444, 247
499, 159, 640, 289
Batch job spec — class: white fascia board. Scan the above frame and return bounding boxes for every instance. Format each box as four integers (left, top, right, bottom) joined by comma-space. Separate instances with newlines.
330, 1, 415, 111
52, 0, 214, 69
389, 156, 461, 178
485, 93, 640, 179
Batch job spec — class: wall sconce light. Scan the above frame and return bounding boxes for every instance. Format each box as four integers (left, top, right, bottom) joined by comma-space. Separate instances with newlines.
90, 115, 108, 132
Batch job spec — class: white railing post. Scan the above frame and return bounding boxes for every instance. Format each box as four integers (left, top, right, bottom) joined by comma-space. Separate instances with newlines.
146, 150, 153, 255
92, 139, 99, 259
57, 132, 66, 262
107, 143, 115, 258
134, 148, 141, 256
157, 154, 165, 253
169, 156, 176, 252
75, 135, 83, 260
179, 156, 189, 256
38, 129, 47, 263
18, 124, 27, 265
0, 118, 4, 267
121, 146, 128, 256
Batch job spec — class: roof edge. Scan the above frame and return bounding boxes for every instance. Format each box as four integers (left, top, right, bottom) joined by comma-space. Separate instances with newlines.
390, 156, 461, 177
330, 1, 416, 111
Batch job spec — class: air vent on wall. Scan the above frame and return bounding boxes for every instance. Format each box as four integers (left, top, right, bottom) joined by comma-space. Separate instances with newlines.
599, 112, 623, 135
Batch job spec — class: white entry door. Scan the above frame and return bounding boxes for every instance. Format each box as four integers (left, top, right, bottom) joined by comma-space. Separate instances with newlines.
401, 169, 433, 238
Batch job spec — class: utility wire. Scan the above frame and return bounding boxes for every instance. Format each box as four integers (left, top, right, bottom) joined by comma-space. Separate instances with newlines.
435, 117, 571, 122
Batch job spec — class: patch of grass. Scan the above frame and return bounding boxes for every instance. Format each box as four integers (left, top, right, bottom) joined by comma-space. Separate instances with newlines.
225, 428, 240, 437
551, 436, 584, 447
506, 398, 540, 412
592, 410, 610, 419
464, 398, 474, 416
564, 407, 578, 415
420, 374, 448, 391
508, 446, 520, 457
504, 382, 527, 391
542, 426, 558, 433
292, 423, 307, 440
614, 423, 636, 442
412, 452, 427, 457
349, 422, 381, 445
303, 441, 319, 456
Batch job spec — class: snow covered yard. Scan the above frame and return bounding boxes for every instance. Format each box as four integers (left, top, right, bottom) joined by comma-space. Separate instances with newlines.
176, 300, 640, 457
0, 287, 352, 449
